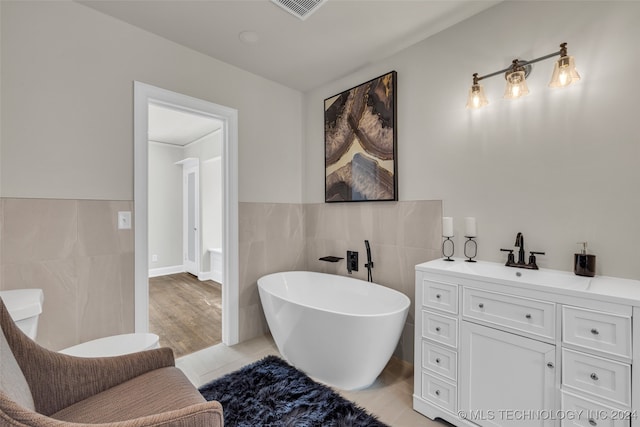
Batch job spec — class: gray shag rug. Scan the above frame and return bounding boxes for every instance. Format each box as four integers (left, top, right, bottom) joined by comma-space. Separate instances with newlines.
199, 355, 389, 427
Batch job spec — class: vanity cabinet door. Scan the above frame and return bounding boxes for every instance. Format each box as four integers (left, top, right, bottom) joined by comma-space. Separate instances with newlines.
460, 321, 557, 427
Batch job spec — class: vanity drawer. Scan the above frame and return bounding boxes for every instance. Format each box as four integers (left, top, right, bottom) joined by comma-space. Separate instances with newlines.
462, 288, 556, 340
422, 279, 458, 314
562, 348, 631, 407
422, 341, 457, 381
561, 391, 631, 427
421, 311, 458, 348
562, 306, 631, 359
421, 371, 457, 413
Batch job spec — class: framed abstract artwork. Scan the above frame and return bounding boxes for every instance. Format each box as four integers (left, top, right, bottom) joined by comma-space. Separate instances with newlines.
324, 71, 397, 202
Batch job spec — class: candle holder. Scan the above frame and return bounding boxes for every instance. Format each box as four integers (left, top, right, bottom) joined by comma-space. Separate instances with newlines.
464, 236, 477, 262
442, 236, 455, 261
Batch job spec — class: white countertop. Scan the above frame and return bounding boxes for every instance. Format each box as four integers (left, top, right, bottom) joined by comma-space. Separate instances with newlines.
416, 258, 640, 306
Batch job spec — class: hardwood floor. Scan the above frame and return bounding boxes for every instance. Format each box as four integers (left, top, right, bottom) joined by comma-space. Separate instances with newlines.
149, 273, 222, 358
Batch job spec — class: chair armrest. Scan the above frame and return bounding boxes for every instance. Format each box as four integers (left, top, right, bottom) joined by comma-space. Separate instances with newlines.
30, 348, 176, 415
109, 401, 224, 427
1, 395, 224, 427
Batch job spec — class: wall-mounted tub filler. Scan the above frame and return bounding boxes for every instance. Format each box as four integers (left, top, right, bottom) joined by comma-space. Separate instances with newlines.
318, 256, 343, 262
364, 240, 374, 282
347, 251, 358, 274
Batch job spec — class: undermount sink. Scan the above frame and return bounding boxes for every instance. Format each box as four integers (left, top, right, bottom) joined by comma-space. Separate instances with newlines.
445, 260, 592, 290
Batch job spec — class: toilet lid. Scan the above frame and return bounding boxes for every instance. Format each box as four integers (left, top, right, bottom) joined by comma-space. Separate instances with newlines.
0, 289, 44, 321
60, 333, 160, 357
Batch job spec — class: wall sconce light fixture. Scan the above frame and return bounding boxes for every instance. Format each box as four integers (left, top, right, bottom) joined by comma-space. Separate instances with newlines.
466, 42, 580, 109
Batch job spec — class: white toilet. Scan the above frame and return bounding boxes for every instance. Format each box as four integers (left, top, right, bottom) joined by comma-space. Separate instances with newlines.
1, 288, 159, 357
60, 333, 160, 358
0, 288, 44, 340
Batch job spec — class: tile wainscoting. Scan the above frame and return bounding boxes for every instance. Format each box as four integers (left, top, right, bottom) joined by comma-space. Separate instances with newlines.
239, 200, 442, 362
238, 202, 306, 341
304, 201, 442, 362
0, 199, 442, 362
0, 198, 134, 350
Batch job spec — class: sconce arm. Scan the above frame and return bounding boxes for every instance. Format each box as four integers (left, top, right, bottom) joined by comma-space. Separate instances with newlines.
475, 48, 564, 82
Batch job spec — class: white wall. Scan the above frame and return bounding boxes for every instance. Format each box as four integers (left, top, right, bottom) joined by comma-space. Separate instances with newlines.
3, 0, 638, 282
303, 1, 640, 280
148, 142, 183, 270
149, 132, 223, 274
0, 0, 303, 203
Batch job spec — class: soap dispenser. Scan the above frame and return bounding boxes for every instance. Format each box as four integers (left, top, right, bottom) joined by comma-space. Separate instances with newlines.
574, 242, 596, 277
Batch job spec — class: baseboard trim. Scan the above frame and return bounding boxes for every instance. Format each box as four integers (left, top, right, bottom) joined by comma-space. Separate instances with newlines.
149, 266, 218, 282
149, 265, 184, 278
210, 271, 223, 283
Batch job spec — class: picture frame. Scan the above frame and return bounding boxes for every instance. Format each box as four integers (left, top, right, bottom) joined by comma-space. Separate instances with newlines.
324, 71, 397, 202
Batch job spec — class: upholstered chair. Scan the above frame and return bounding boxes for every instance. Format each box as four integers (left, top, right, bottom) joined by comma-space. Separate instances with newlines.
0, 298, 223, 426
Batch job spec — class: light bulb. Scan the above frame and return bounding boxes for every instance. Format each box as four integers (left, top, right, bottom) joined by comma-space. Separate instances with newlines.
549, 55, 580, 88
504, 70, 529, 99
466, 84, 488, 109
559, 70, 569, 86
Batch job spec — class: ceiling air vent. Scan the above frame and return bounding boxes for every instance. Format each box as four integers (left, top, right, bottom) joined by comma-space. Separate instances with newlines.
271, 0, 328, 21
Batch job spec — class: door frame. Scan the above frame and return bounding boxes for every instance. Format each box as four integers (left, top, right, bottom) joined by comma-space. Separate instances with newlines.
134, 81, 239, 345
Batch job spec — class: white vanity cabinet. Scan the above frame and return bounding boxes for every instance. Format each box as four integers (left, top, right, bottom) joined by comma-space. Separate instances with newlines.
414, 260, 640, 427
459, 321, 556, 427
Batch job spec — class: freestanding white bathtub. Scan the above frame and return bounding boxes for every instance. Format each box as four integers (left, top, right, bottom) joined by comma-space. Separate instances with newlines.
258, 271, 410, 390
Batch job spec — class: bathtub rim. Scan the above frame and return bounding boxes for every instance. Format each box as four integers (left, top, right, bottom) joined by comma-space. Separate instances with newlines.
257, 271, 410, 318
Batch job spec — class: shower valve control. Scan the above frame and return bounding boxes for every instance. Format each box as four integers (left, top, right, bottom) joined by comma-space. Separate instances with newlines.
347, 251, 358, 274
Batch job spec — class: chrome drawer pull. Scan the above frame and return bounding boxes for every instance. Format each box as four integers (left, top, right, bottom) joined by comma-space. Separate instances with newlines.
525, 313, 532, 319
590, 372, 599, 381
590, 328, 599, 335
588, 418, 597, 426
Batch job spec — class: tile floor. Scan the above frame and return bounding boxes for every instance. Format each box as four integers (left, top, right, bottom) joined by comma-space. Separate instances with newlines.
176, 334, 451, 427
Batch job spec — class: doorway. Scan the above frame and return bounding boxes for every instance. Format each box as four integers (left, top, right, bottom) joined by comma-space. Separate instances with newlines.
134, 82, 239, 346
147, 109, 217, 355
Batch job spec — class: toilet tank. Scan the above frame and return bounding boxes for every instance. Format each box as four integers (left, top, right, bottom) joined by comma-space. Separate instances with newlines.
0, 289, 44, 340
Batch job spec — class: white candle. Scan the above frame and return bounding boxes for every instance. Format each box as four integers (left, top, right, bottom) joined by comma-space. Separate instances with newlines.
465, 217, 477, 237
442, 217, 454, 237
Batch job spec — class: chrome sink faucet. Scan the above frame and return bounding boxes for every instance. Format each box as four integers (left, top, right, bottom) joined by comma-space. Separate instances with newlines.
501, 232, 545, 270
